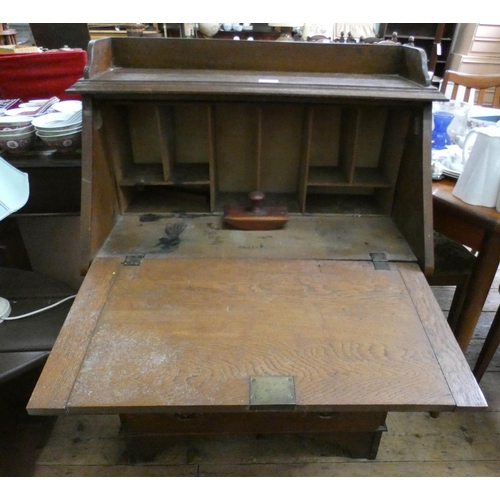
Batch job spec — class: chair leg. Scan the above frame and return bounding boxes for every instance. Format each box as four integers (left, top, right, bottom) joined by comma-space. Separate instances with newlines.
473, 304, 500, 382
447, 277, 470, 333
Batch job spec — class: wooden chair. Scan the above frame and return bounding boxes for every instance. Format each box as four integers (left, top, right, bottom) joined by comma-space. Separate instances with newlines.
429, 70, 500, 337
427, 71, 500, 371
441, 70, 500, 108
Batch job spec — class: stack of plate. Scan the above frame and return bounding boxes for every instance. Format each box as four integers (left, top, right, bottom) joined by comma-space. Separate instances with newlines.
32, 107, 82, 153
441, 166, 462, 179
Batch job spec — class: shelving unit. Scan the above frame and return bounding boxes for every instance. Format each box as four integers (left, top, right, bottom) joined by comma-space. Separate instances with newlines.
93, 99, 417, 219
380, 23, 457, 82
88, 23, 160, 39
66, 37, 446, 272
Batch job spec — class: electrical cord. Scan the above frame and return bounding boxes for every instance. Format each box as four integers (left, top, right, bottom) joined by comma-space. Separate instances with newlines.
0, 294, 77, 321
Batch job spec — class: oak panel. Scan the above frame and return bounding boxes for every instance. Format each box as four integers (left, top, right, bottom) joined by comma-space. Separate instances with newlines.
65, 259, 457, 413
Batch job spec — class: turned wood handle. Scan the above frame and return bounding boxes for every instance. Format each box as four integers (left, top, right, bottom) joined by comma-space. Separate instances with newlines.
249, 191, 265, 213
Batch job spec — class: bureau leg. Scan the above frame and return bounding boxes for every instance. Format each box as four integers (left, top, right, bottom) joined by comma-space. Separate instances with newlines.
317, 425, 387, 460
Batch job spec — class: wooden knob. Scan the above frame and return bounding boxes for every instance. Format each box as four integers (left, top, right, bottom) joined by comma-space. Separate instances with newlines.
249, 191, 265, 213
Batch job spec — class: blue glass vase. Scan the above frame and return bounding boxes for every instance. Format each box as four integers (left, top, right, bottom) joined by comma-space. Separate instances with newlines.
432, 111, 454, 150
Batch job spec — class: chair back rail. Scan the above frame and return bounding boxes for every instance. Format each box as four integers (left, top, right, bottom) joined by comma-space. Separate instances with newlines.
442, 70, 500, 107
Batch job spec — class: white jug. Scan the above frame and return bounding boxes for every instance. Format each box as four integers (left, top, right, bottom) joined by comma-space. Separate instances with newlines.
452, 126, 500, 207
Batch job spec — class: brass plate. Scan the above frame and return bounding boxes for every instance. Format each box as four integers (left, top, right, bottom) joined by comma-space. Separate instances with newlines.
249, 376, 296, 408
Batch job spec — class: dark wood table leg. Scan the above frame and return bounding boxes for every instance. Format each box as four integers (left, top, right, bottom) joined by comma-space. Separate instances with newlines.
454, 231, 500, 352
473, 301, 500, 382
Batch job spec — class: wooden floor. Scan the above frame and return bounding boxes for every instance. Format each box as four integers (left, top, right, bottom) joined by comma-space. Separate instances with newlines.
2, 280, 500, 477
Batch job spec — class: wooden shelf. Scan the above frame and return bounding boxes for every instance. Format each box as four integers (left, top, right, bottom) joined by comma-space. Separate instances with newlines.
120, 163, 210, 186
353, 168, 392, 187
307, 167, 349, 186
307, 166, 391, 188
124, 185, 211, 214
95, 92, 424, 215
1, 148, 81, 215
216, 192, 302, 214
380, 23, 457, 79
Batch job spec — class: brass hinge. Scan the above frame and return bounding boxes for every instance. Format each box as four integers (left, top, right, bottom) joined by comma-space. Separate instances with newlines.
370, 252, 390, 270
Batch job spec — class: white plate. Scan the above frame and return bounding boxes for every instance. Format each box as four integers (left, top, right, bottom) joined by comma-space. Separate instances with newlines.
28, 99, 50, 105
441, 168, 460, 179
52, 100, 82, 113
5, 108, 34, 116
19, 102, 41, 108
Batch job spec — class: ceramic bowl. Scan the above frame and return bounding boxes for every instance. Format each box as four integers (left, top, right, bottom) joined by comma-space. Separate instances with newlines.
0, 116, 34, 131
52, 100, 82, 113
36, 130, 81, 152
0, 124, 35, 136
35, 125, 82, 137
32, 112, 80, 129
0, 129, 36, 154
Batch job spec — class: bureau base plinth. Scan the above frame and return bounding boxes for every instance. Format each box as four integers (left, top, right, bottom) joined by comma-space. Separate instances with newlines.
119, 411, 388, 462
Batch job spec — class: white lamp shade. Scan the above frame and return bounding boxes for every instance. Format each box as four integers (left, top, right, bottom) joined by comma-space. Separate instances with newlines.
0, 157, 29, 221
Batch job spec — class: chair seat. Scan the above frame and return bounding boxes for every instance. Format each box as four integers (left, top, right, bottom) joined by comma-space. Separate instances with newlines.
0, 268, 75, 384
431, 231, 476, 281
0, 351, 49, 384
427, 231, 477, 333
0, 297, 73, 352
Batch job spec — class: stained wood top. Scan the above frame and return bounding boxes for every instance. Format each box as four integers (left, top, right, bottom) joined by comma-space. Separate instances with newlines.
433, 179, 500, 233
27, 258, 486, 415
75, 69, 436, 102
97, 214, 417, 262
70, 38, 447, 102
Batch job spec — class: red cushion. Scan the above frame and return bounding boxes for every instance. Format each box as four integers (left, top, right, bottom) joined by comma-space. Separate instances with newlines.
0, 49, 87, 101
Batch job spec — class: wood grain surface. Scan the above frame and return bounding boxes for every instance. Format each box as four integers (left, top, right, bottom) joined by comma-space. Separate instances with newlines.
53, 258, 477, 413
397, 263, 486, 409
27, 258, 121, 415
98, 214, 416, 262
73, 39, 445, 102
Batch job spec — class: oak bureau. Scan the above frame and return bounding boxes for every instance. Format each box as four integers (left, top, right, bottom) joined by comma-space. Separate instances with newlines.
27, 38, 486, 460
